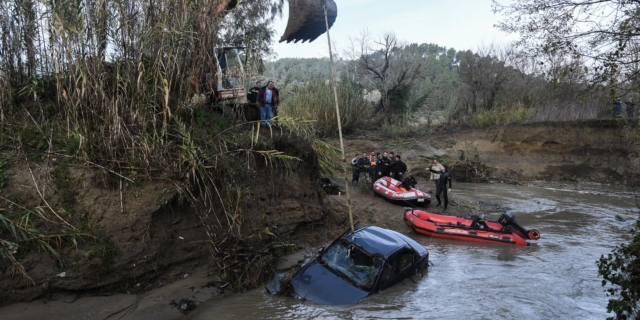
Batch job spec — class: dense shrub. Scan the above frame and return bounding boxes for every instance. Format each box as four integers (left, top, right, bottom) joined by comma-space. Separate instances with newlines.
282, 79, 373, 136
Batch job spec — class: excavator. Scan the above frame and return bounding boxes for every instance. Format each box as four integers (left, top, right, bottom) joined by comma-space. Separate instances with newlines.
279, 0, 337, 43
204, 0, 337, 114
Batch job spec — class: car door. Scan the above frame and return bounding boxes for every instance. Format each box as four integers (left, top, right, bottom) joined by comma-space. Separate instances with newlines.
376, 249, 418, 291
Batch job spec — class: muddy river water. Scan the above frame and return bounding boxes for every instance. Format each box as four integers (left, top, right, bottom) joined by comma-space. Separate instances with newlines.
190, 182, 639, 320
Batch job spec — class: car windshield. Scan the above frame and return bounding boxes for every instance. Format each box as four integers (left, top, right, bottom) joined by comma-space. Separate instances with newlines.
319, 240, 382, 291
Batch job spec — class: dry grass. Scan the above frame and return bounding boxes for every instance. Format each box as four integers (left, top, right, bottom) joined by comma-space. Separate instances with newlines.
470, 104, 536, 127
0, 0, 303, 282
281, 80, 373, 136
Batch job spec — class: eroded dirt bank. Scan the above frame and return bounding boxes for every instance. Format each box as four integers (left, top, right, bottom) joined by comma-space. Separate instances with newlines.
439, 121, 640, 185
341, 120, 640, 186
0, 135, 350, 319
1, 121, 638, 319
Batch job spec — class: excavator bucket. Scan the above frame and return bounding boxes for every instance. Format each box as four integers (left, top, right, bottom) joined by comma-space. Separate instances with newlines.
279, 0, 337, 43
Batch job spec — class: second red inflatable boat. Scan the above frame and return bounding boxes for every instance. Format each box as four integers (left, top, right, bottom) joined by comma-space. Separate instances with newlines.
404, 208, 540, 246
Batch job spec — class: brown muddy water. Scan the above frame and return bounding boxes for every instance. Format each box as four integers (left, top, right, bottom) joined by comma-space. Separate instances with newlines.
189, 182, 639, 320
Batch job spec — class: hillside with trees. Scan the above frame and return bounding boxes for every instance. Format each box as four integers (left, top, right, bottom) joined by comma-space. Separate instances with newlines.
264, 37, 612, 134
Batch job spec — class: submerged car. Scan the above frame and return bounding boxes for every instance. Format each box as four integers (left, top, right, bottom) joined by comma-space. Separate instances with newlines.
268, 225, 429, 305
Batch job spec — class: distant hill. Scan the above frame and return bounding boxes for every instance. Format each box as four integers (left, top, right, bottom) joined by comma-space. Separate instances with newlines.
258, 43, 462, 113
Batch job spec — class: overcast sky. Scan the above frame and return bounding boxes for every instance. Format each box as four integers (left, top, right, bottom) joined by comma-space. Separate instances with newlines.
271, 0, 518, 59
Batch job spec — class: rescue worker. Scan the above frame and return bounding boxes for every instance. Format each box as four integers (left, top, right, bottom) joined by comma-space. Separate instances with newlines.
351, 153, 362, 185
247, 81, 261, 103
369, 152, 377, 182
429, 165, 452, 210
378, 152, 391, 177
389, 152, 396, 178
393, 155, 407, 181
360, 152, 370, 178
427, 159, 444, 189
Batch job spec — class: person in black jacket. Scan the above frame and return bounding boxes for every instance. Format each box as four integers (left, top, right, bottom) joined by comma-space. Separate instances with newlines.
429, 165, 452, 210
368, 152, 378, 182
351, 153, 362, 185
388, 152, 396, 177
393, 155, 407, 180
247, 81, 261, 103
378, 152, 391, 177
360, 152, 370, 182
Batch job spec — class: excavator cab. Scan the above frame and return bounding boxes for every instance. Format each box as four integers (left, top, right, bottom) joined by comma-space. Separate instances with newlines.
280, 0, 337, 43
206, 46, 246, 102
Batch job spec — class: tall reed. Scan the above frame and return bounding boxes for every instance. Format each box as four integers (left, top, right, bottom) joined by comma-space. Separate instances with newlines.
0, 0, 297, 278
281, 79, 373, 136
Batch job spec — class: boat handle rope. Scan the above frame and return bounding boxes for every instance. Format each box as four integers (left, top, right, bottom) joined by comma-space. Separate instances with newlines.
430, 221, 511, 234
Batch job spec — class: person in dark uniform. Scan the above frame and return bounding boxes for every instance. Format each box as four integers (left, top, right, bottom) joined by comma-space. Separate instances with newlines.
247, 81, 261, 103
393, 155, 407, 181
378, 152, 391, 178
368, 152, 377, 182
351, 153, 362, 185
429, 165, 452, 210
626, 97, 635, 118
388, 152, 396, 178
360, 152, 370, 183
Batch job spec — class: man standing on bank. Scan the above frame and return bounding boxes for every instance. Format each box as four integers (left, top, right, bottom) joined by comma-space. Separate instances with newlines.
427, 159, 444, 189
257, 80, 278, 127
429, 165, 452, 210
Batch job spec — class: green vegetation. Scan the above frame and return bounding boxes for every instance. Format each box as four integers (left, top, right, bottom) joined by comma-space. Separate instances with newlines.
312, 140, 344, 175
0, 0, 300, 286
470, 105, 535, 128
282, 79, 372, 136
490, 1, 640, 317
597, 220, 640, 320
265, 40, 612, 127
0, 202, 87, 284
263, 58, 345, 85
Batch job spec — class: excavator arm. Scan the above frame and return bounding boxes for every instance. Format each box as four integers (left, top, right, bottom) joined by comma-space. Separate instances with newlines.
280, 0, 337, 43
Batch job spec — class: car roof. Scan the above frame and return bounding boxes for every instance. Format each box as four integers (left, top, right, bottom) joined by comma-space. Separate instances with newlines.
344, 226, 415, 257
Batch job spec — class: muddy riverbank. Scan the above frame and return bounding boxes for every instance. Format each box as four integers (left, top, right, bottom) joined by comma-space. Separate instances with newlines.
339, 120, 640, 185
0, 121, 638, 319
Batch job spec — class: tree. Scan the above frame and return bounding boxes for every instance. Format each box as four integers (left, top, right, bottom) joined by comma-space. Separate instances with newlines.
597, 220, 640, 320
346, 30, 422, 119
219, 0, 284, 75
457, 45, 512, 113
502, 4, 640, 313
493, 0, 640, 87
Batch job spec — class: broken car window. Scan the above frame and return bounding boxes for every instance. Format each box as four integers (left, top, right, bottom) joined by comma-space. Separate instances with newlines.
320, 241, 382, 290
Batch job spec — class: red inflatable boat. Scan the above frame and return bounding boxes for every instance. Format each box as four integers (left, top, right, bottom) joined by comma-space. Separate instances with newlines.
373, 177, 430, 207
404, 208, 540, 246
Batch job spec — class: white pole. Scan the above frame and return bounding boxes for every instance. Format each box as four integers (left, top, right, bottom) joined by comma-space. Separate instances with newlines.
324, 4, 345, 162
324, 3, 353, 232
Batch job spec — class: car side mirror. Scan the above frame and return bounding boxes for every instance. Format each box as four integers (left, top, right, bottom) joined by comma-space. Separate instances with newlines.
318, 246, 325, 254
